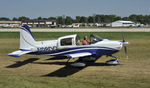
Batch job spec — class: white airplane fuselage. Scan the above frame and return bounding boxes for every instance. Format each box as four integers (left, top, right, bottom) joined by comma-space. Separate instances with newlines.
9, 25, 129, 60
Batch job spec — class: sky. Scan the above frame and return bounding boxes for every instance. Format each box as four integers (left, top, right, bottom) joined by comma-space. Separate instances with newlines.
0, 0, 150, 18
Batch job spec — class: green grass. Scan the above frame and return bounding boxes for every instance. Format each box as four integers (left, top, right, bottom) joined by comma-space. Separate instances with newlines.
0, 32, 150, 88
0, 32, 150, 40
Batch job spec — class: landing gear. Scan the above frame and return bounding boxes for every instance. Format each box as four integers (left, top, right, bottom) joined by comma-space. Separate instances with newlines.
70, 58, 86, 67
66, 58, 71, 63
78, 56, 99, 62
70, 56, 100, 67
66, 57, 86, 67
70, 62, 86, 67
109, 55, 118, 60
106, 55, 119, 65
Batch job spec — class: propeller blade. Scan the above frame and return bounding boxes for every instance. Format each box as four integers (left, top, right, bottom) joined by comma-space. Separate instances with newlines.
122, 33, 125, 42
122, 33, 129, 59
124, 46, 128, 59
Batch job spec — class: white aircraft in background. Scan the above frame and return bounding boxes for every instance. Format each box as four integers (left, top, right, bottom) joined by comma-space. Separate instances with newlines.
8, 25, 130, 67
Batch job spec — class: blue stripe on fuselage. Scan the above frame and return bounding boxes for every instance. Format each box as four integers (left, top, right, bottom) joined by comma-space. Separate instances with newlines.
30, 46, 119, 56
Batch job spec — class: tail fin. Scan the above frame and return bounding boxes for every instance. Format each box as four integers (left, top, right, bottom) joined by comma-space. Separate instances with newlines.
20, 25, 37, 49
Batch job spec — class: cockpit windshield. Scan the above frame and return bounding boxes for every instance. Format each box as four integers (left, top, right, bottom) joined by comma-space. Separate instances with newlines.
90, 34, 103, 44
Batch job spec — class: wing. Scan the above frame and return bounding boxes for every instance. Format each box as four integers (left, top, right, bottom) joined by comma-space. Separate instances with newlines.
8, 50, 32, 57
66, 52, 92, 58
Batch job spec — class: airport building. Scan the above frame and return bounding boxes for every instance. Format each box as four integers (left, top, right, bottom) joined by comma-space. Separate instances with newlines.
111, 20, 135, 27
0, 21, 21, 28
22, 20, 57, 28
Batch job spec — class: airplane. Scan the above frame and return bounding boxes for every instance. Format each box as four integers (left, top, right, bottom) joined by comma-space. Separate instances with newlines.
8, 25, 130, 67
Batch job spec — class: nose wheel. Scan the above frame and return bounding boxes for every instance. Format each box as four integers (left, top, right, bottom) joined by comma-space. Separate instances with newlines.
106, 55, 119, 65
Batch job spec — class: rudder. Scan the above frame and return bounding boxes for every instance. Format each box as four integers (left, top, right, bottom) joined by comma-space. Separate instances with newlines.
20, 25, 37, 50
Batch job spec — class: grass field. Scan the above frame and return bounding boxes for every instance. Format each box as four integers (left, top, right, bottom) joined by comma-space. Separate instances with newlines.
0, 32, 150, 88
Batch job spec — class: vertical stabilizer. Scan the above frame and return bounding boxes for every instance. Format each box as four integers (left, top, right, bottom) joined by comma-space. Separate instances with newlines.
20, 25, 37, 49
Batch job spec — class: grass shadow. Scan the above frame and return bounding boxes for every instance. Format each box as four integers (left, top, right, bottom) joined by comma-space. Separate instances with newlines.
43, 66, 85, 77
34, 61, 117, 77
33, 61, 85, 77
6, 58, 39, 68
45, 56, 67, 61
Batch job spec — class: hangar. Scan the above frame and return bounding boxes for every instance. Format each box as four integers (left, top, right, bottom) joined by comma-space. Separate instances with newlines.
0, 21, 21, 28
111, 20, 135, 27
22, 20, 56, 28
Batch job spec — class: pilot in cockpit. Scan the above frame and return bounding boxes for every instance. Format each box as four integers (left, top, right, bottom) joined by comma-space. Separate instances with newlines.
82, 36, 89, 45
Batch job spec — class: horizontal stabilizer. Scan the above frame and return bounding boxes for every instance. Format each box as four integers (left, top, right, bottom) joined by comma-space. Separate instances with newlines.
67, 52, 92, 58
8, 50, 32, 57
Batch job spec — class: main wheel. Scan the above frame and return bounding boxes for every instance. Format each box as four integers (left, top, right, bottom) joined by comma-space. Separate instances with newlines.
106, 59, 119, 65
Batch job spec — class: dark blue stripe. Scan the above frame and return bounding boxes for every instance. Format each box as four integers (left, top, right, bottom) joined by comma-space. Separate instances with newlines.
21, 25, 34, 39
30, 48, 119, 57
54, 46, 115, 53
20, 49, 31, 51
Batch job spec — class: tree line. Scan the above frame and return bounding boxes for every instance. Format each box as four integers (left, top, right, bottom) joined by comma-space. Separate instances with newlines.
0, 14, 150, 25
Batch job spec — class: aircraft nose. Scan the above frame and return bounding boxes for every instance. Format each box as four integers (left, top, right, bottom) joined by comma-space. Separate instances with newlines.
113, 42, 123, 50
118, 42, 123, 50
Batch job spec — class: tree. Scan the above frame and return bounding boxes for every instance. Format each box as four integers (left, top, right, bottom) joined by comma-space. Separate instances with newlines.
95, 15, 100, 23
98, 15, 105, 23
122, 17, 129, 21
1, 14, 150, 25
75, 16, 81, 23
37, 17, 43, 20
18, 16, 30, 21
102, 15, 116, 23
108, 14, 121, 22
114, 16, 121, 21
48, 17, 56, 21
65, 16, 73, 25
88, 16, 94, 23
0, 17, 10, 21
129, 14, 137, 23
12, 17, 18, 21
80, 16, 88, 23
57, 16, 63, 24
103, 15, 111, 23
42, 18, 48, 20
144, 15, 150, 24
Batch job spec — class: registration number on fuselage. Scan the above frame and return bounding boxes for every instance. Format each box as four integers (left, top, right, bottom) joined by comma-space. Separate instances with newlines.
37, 46, 57, 52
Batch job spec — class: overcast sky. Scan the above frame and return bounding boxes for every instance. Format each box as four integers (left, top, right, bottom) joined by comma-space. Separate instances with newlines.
0, 0, 150, 18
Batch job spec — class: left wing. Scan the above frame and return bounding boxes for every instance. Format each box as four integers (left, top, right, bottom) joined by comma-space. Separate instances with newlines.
66, 52, 92, 58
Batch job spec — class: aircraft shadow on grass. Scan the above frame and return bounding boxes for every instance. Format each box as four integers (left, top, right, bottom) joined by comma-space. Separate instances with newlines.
45, 56, 67, 61
6, 58, 39, 68
33, 59, 114, 77
6, 57, 117, 77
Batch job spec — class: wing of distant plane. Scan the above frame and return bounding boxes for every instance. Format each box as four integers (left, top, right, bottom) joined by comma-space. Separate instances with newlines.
8, 50, 32, 57
66, 52, 92, 58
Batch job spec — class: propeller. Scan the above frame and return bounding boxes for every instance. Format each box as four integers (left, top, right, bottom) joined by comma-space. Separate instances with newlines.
122, 33, 129, 59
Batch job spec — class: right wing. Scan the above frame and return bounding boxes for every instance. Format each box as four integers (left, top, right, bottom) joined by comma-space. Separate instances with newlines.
66, 52, 92, 58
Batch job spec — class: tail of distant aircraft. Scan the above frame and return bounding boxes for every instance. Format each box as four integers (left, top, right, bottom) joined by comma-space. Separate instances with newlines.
20, 25, 37, 50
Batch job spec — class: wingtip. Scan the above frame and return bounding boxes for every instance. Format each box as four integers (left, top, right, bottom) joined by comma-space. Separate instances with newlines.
8, 54, 20, 57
